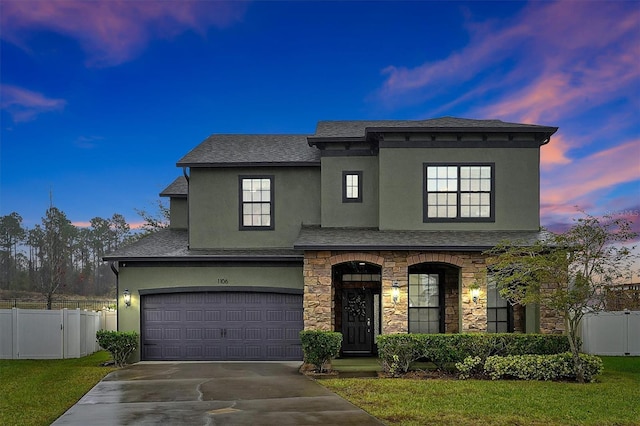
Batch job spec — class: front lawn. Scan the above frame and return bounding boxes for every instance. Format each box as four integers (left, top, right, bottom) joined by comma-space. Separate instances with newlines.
322, 356, 640, 426
0, 351, 116, 426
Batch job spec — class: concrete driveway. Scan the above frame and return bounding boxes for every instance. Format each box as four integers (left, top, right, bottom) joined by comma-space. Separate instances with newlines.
52, 362, 384, 425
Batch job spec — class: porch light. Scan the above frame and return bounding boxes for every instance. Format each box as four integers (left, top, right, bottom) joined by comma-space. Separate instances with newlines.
123, 289, 131, 307
470, 287, 480, 304
392, 282, 400, 304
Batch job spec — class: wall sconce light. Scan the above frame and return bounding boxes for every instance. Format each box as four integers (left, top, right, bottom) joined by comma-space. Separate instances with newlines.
392, 282, 400, 304
123, 289, 131, 307
470, 287, 480, 304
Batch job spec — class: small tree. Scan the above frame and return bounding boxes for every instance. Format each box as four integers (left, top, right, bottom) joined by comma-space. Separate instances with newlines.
486, 212, 637, 383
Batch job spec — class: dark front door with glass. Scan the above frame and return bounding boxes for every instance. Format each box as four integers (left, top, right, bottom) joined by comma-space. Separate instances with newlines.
341, 288, 374, 355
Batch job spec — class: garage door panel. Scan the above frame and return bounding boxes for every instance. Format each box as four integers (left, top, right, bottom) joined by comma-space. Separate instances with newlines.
163, 328, 181, 340
185, 328, 202, 340
205, 310, 222, 321
141, 291, 303, 361
163, 310, 181, 321
204, 328, 222, 339
186, 310, 203, 321
226, 310, 243, 321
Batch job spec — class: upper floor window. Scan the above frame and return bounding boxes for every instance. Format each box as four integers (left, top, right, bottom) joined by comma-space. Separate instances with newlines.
343, 171, 362, 203
239, 176, 274, 230
424, 164, 494, 222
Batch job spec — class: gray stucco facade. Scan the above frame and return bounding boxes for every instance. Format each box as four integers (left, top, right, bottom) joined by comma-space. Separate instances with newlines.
105, 117, 562, 362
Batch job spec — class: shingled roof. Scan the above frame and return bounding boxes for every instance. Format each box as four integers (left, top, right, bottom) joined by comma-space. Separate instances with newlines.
177, 134, 320, 167
294, 226, 555, 251
313, 117, 558, 138
103, 229, 303, 262
159, 176, 188, 198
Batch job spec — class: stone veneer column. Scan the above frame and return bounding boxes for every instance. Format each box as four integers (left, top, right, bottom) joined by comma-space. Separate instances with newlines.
539, 281, 566, 334
459, 254, 488, 332
303, 251, 333, 331
381, 251, 409, 334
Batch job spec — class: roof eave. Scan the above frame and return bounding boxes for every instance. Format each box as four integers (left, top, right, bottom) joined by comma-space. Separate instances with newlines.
104, 254, 304, 262
292, 244, 490, 251
176, 161, 321, 168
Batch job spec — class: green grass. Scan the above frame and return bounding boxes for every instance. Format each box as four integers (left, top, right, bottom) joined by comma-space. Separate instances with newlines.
0, 351, 116, 426
322, 356, 640, 426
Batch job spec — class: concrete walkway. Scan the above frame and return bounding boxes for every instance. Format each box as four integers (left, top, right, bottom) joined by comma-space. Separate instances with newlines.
52, 362, 384, 425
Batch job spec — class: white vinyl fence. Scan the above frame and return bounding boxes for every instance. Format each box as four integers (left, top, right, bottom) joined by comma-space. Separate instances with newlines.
581, 311, 640, 356
0, 308, 116, 359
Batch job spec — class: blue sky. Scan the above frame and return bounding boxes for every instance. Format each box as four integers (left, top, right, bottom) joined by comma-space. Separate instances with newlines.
1, 1, 639, 245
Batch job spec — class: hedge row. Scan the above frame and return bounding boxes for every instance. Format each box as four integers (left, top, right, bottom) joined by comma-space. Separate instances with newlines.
377, 333, 572, 374
483, 353, 603, 382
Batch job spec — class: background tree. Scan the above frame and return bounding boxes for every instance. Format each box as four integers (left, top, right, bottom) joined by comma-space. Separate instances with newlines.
135, 199, 169, 236
486, 213, 637, 383
0, 213, 26, 289
0, 205, 151, 301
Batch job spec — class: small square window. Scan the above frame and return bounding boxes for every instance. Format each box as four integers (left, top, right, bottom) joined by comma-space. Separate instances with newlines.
343, 171, 362, 203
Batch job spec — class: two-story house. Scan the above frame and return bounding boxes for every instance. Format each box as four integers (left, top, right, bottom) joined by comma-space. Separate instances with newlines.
105, 117, 561, 362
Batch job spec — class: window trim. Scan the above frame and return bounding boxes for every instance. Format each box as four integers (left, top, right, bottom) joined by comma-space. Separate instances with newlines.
239, 175, 275, 231
423, 163, 495, 223
408, 271, 445, 334
342, 171, 363, 203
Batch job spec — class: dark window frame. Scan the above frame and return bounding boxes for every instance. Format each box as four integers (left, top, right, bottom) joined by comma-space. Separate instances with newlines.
342, 170, 363, 203
407, 271, 445, 334
239, 175, 275, 231
423, 162, 495, 223
486, 279, 514, 333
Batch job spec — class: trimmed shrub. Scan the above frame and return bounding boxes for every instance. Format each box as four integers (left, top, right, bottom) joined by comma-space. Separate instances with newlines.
377, 334, 423, 375
96, 330, 139, 367
484, 352, 603, 382
299, 331, 342, 373
455, 356, 484, 380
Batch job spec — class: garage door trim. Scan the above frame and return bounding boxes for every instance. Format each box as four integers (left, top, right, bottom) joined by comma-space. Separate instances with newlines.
139, 286, 303, 296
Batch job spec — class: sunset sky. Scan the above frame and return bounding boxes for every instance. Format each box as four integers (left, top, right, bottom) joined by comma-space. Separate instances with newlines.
1, 1, 638, 254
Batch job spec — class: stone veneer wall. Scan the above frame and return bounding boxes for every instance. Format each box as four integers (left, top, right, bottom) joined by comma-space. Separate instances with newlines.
303, 250, 492, 334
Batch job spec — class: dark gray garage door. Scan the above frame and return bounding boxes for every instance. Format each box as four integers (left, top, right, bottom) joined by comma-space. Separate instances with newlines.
141, 290, 303, 361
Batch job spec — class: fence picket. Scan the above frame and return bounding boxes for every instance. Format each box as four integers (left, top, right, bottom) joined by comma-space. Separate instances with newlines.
0, 308, 116, 359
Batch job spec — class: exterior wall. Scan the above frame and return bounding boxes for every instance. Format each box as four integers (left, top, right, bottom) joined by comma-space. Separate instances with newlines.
169, 198, 188, 229
117, 263, 303, 361
378, 143, 540, 231
188, 167, 320, 249
320, 156, 379, 227
303, 250, 490, 334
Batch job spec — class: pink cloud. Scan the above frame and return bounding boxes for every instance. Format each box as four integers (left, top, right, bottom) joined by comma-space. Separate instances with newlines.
378, 1, 639, 125
540, 133, 572, 169
540, 139, 640, 219
1, 0, 248, 67
72, 220, 146, 230
0, 84, 66, 122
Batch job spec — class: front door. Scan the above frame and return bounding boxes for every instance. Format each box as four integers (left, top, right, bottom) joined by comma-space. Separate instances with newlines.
341, 288, 374, 355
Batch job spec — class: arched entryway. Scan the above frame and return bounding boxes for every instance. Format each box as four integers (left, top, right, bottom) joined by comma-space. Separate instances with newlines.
333, 261, 382, 356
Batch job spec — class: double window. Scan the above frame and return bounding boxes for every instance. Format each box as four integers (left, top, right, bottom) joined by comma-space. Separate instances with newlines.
424, 164, 494, 222
343, 171, 362, 203
239, 176, 274, 230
